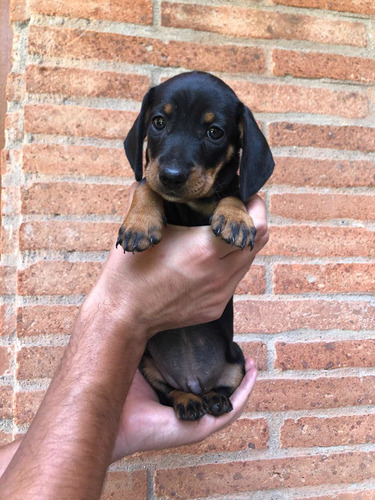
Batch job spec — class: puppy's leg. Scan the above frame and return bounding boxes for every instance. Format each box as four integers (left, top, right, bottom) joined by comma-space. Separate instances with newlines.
117, 179, 165, 252
211, 196, 256, 250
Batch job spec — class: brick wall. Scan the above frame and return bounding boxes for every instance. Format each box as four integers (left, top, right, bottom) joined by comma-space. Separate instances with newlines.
1, 0, 375, 498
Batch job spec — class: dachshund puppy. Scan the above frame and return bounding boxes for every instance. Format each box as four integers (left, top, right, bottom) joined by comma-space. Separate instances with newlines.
117, 71, 274, 420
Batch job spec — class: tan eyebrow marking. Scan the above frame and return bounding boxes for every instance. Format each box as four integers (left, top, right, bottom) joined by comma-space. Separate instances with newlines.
164, 103, 173, 115
204, 112, 215, 123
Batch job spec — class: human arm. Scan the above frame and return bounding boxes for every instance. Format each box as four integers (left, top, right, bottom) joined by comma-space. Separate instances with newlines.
0, 194, 268, 499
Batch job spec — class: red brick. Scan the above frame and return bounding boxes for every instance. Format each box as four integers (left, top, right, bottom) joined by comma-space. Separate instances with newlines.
271, 0, 375, 16
29, 0, 152, 25
0, 386, 14, 419
275, 339, 375, 371
273, 49, 375, 84
21, 183, 130, 216
17, 305, 79, 337
154, 451, 375, 498
161, 3, 366, 47
0, 304, 17, 337
28, 26, 266, 75
234, 299, 375, 334
101, 470, 148, 500
0, 266, 16, 295
19, 221, 117, 252
281, 414, 375, 448
15, 389, 45, 425
10, 0, 29, 21
0, 347, 12, 377
22, 144, 132, 177
25, 66, 150, 101
271, 157, 375, 188
17, 346, 66, 379
6, 72, 25, 102
239, 342, 267, 371
235, 266, 266, 295
263, 226, 375, 258
269, 122, 375, 152
274, 263, 375, 294
17, 261, 102, 296
24, 104, 136, 140
248, 376, 375, 412
228, 80, 368, 119
5, 112, 23, 142
271, 193, 375, 221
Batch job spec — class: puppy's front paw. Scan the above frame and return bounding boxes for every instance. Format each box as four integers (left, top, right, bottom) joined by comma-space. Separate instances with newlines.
173, 393, 209, 421
203, 392, 233, 416
116, 213, 164, 253
211, 211, 256, 250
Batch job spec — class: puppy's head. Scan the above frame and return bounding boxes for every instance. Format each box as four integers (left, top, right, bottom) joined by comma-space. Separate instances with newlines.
124, 72, 274, 202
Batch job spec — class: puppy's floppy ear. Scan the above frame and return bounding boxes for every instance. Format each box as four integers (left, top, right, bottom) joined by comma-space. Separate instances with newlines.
124, 89, 153, 181
239, 103, 274, 202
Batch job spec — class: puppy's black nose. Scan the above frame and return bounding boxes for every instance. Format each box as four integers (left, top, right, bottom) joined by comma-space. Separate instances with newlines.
159, 166, 188, 189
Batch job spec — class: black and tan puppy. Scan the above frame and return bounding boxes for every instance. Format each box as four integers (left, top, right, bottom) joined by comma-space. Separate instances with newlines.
117, 71, 274, 420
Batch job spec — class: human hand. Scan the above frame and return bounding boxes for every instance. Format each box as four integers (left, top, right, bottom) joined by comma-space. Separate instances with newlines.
111, 358, 257, 460
86, 189, 268, 341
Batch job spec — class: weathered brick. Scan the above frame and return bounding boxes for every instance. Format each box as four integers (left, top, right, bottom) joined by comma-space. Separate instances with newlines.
269, 122, 375, 152
6, 72, 25, 102
227, 81, 368, 119
0, 386, 14, 419
235, 266, 266, 295
17, 346, 66, 380
29, 0, 152, 25
161, 3, 366, 47
271, 0, 375, 16
0, 224, 17, 255
24, 104, 136, 140
275, 339, 375, 371
274, 263, 375, 294
154, 452, 375, 498
5, 112, 23, 142
0, 347, 12, 377
248, 376, 375, 412
28, 26, 266, 74
17, 305, 79, 336
19, 221, 117, 252
0, 304, 17, 337
273, 49, 375, 83
22, 144, 132, 177
1, 186, 21, 217
15, 389, 45, 425
271, 193, 375, 221
234, 299, 375, 334
10, 0, 29, 21
17, 261, 102, 296
271, 157, 375, 188
281, 414, 375, 448
0, 266, 16, 295
21, 183, 130, 216
101, 470, 148, 500
299, 491, 375, 500
239, 342, 267, 371
263, 226, 375, 258
25, 66, 150, 101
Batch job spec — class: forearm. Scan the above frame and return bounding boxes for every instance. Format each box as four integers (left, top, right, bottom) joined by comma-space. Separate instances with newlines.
0, 297, 145, 499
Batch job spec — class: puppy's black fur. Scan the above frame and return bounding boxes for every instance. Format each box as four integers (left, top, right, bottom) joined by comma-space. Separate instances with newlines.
117, 72, 274, 420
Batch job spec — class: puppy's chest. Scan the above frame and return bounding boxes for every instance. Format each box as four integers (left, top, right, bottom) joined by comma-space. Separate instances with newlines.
163, 200, 217, 226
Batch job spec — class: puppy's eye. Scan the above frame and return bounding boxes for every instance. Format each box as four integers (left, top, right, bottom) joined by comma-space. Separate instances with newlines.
207, 126, 224, 140
152, 116, 166, 130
